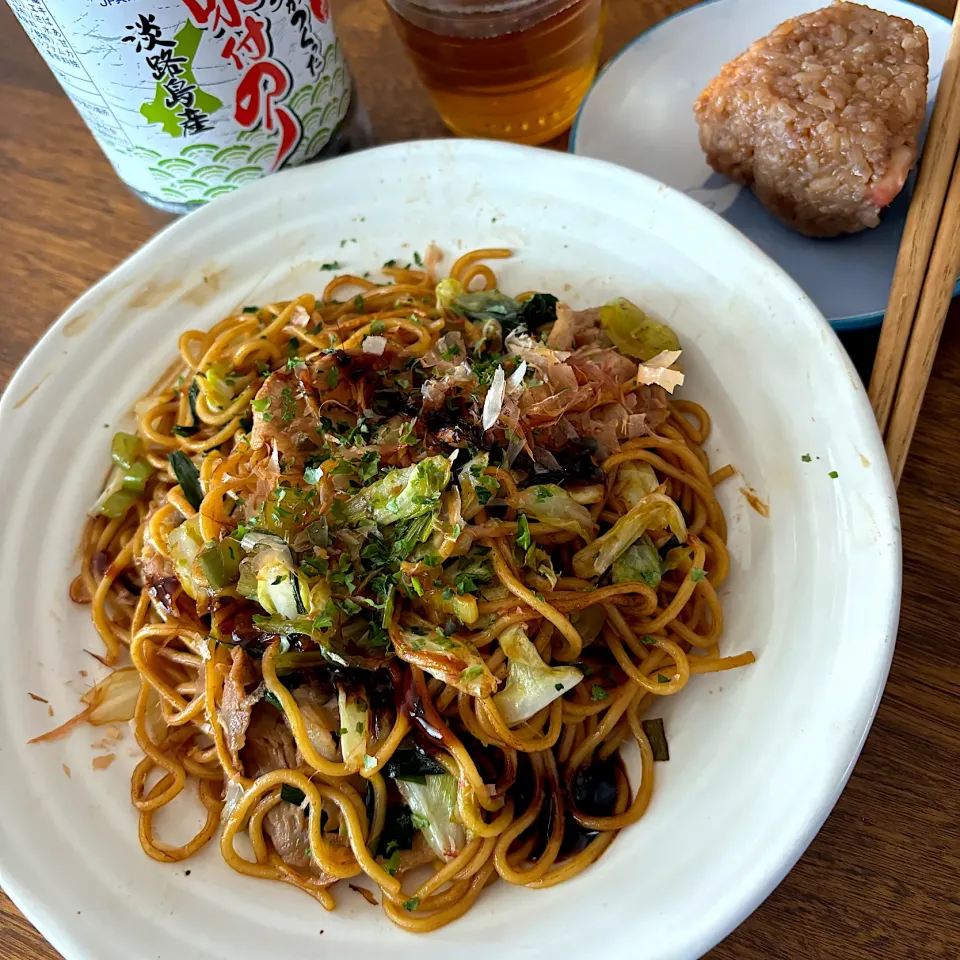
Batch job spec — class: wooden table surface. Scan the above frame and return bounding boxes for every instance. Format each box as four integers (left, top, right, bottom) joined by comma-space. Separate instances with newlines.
2, 0, 959, 957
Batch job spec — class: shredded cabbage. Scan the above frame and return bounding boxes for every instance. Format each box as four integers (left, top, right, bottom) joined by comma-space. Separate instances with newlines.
236, 533, 309, 619
524, 545, 558, 588
197, 361, 247, 411
167, 515, 205, 599
421, 586, 479, 625
452, 289, 520, 323
459, 453, 498, 520
394, 625, 497, 696
570, 605, 605, 646
510, 484, 595, 542
256, 559, 309, 620
572, 492, 687, 580
81, 666, 141, 725
600, 298, 681, 361
434, 278, 464, 312
612, 462, 659, 511
445, 547, 494, 601
493, 625, 583, 725
396, 774, 465, 861
611, 533, 663, 587
408, 489, 463, 570
344, 456, 451, 526
337, 684, 369, 772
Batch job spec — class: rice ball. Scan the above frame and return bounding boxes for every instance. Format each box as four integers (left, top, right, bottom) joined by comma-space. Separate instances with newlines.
693, 2, 929, 237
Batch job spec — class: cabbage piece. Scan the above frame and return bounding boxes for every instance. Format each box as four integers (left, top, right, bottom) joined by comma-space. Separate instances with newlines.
493, 625, 583, 725
28, 666, 143, 744
534, 549, 559, 588
256, 558, 309, 620
236, 531, 309, 619
572, 492, 687, 580
389, 511, 437, 564
81, 666, 141, 724
270, 616, 390, 672
395, 774, 465, 861
197, 361, 245, 411
570, 605, 605, 646
510, 484, 595, 542
259, 483, 318, 537
240, 530, 289, 553
479, 582, 510, 603
344, 456, 451, 526
408, 489, 463, 569
167, 515, 205, 599
393, 625, 497, 697
307, 580, 333, 624
453, 289, 520, 323
434, 277, 464, 312
447, 546, 494, 595
612, 462, 659, 511
337, 683, 369, 772
420, 586, 479, 625
250, 578, 334, 640
611, 533, 663, 587
521, 544, 558, 588
459, 453, 498, 520
600, 298, 681, 361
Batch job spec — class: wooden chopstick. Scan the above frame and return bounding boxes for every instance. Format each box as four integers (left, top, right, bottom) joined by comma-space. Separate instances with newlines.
884, 146, 960, 485
868, 3, 960, 436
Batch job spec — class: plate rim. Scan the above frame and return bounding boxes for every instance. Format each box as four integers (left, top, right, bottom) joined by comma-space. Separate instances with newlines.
570, 0, 959, 331
0, 138, 903, 960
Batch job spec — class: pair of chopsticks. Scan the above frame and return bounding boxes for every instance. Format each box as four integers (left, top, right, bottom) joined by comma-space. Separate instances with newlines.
869, 6, 960, 487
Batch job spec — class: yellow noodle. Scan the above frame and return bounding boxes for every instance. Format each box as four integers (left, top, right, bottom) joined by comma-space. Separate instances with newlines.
67, 249, 753, 933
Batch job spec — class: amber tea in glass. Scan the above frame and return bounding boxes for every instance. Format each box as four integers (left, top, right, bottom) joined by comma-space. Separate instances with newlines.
386, 0, 605, 145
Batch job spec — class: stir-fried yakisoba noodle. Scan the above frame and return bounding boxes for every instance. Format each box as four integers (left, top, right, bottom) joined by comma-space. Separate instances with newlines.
56, 247, 754, 930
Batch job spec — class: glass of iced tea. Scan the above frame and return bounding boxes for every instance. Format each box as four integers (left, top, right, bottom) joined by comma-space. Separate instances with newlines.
386, 0, 606, 145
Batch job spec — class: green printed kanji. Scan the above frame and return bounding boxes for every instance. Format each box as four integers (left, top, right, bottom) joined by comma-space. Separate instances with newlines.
140, 22, 223, 137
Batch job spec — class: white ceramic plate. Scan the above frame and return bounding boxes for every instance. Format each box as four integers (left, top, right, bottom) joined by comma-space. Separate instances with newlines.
571, 0, 953, 331
0, 140, 899, 960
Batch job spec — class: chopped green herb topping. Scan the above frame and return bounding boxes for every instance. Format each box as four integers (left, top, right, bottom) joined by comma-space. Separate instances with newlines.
516, 513, 532, 551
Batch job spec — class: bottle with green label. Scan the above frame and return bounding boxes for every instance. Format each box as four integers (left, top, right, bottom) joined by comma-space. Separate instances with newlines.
6, 0, 366, 212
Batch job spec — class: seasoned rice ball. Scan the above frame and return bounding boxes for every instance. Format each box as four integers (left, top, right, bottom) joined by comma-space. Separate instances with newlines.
693, 2, 928, 237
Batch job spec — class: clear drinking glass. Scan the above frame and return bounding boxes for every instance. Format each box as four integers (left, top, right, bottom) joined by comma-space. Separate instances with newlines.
385, 0, 606, 145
